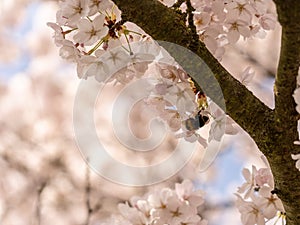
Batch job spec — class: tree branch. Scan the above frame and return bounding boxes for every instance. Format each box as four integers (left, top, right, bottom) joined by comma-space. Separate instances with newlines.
268, 1, 300, 224
113, 0, 273, 151
273, 1, 300, 147
84, 162, 93, 225
36, 182, 47, 225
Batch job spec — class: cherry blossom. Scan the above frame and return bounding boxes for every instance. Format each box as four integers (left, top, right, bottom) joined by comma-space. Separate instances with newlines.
58, 0, 89, 26
107, 180, 207, 225
193, 12, 211, 30
225, 0, 254, 22
256, 186, 285, 219
291, 153, 300, 171
176, 128, 208, 148
259, 13, 277, 30
165, 82, 197, 116
59, 39, 81, 62
254, 168, 273, 187
236, 162, 285, 225
237, 165, 258, 199
165, 196, 198, 224
293, 86, 300, 114
74, 15, 108, 46
118, 202, 149, 225
163, 110, 182, 132
225, 19, 251, 44
47, 22, 64, 46
175, 179, 205, 206
88, 0, 113, 16
236, 195, 266, 225
207, 107, 238, 141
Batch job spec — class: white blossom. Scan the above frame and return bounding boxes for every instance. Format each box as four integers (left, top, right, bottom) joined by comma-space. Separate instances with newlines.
236, 194, 266, 225
59, 0, 89, 26
225, 0, 254, 23
88, 0, 113, 16
74, 15, 108, 46
175, 179, 205, 207
259, 13, 277, 30
257, 186, 285, 219
47, 22, 64, 46
59, 40, 81, 62
293, 87, 300, 114
225, 19, 251, 43
237, 166, 258, 199
291, 153, 300, 171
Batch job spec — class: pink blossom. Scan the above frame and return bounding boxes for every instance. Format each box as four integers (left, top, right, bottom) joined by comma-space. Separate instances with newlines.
59, 0, 89, 26
59, 40, 81, 62
194, 12, 211, 30
225, 0, 254, 23
74, 15, 108, 46
175, 179, 205, 207
237, 166, 258, 199
291, 153, 300, 171
225, 19, 251, 43
254, 168, 273, 187
235, 194, 266, 225
257, 186, 285, 219
293, 87, 300, 114
47, 22, 64, 47
259, 14, 277, 30
88, 0, 113, 16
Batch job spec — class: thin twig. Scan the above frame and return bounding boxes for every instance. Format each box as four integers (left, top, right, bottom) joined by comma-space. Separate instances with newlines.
185, 0, 197, 34
84, 163, 92, 225
36, 182, 47, 225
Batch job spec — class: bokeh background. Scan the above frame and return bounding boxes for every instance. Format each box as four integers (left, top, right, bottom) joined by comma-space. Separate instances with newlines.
0, 0, 281, 224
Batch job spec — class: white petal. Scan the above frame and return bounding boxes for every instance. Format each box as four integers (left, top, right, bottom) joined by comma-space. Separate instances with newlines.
227, 30, 240, 43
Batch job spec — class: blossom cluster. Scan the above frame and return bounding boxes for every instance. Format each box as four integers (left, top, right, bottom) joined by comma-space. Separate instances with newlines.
144, 62, 210, 147
144, 62, 239, 147
47, 0, 128, 79
100, 180, 208, 225
48, 0, 241, 147
192, 0, 277, 58
235, 163, 285, 225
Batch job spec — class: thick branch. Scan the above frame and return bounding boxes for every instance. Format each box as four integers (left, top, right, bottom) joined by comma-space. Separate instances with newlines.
273, 1, 300, 147
269, 1, 300, 224
113, 0, 273, 151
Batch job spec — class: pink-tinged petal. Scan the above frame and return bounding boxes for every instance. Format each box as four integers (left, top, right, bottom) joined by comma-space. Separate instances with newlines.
74, 32, 88, 43
211, 1, 224, 15
259, 14, 277, 30
239, 25, 251, 37
77, 18, 92, 32
291, 153, 300, 160
242, 168, 251, 181
291, 154, 300, 171
227, 30, 240, 43
203, 36, 218, 53
175, 180, 193, 199
93, 15, 106, 30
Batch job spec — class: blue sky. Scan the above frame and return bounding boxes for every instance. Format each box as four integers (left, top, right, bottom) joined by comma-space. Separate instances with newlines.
0, 2, 38, 80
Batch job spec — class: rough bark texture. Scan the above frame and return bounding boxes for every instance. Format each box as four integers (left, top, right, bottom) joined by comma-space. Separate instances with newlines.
271, 1, 300, 224
112, 0, 300, 224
